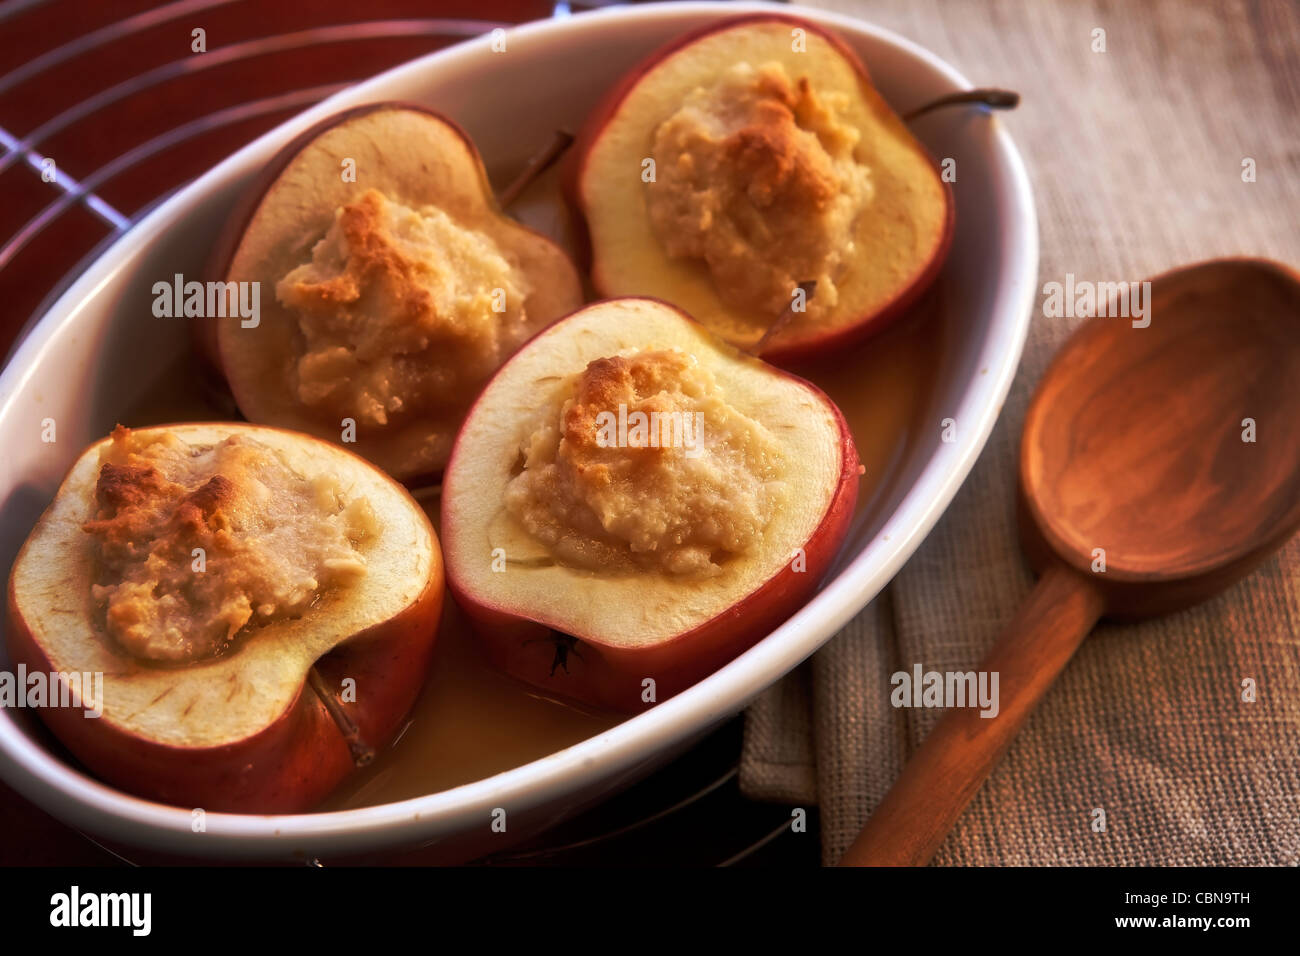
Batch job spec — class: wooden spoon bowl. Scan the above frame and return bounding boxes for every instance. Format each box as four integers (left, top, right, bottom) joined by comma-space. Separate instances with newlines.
1021, 258, 1300, 616
841, 257, 1300, 866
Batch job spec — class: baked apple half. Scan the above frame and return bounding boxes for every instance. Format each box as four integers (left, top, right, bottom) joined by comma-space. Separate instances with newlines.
204, 104, 583, 481
442, 298, 860, 712
6, 423, 443, 812
567, 15, 953, 365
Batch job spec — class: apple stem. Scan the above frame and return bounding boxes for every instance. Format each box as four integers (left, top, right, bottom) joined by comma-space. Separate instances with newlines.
750, 281, 817, 356
497, 129, 576, 209
308, 666, 375, 767
903, 88, 1020, 123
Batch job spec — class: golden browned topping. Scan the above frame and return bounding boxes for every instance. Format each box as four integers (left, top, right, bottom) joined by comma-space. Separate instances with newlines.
504, 349, 785, 576
276, 188, 530, 434
82, 426, 377, 662
645, 61, 872, 320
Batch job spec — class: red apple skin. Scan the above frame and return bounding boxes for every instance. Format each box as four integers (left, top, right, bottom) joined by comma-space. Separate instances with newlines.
562, 12, 955, 367
5, 502, 443, 815
445, 344, 860, 714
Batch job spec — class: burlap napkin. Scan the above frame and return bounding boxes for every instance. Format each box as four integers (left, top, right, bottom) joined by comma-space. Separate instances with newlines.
741, 0, 1300, 865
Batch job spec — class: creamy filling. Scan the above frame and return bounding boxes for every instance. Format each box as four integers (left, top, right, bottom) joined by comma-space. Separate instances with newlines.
645, 61, 873, 322
503, 349, 786, 576
82, 426, 377, 663
276, 187, 530, 432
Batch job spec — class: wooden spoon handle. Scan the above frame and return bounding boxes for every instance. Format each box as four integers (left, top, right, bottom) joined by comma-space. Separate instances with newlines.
838, 561, 1106, 866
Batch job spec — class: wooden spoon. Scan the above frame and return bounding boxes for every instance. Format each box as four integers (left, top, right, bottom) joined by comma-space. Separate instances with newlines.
840, 257, 1300, 866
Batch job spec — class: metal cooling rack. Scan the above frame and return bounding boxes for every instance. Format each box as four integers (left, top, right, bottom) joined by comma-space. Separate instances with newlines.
0, 0, 814, 867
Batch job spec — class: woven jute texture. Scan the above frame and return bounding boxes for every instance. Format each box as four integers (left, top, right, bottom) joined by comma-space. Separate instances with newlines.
740, 0, 1300, 866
